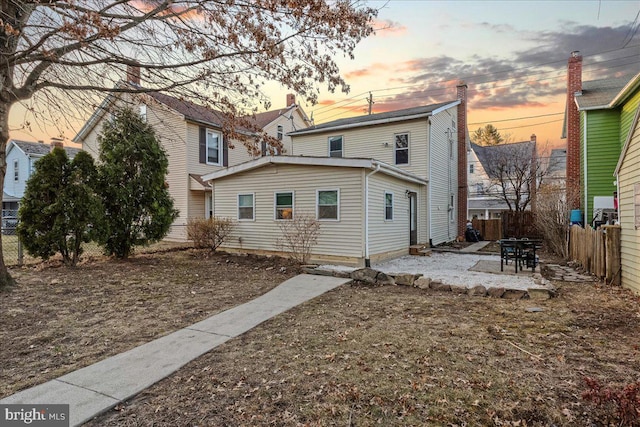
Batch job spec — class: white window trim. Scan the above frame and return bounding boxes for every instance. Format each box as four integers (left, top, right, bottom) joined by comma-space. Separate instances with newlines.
13, 160, 18, 182
274, 191, 294, 221
384, 191, 394, 221
394, 133, 410, 165
328, 135, 343, 158
206, 128, 222, 166
277, 125, 284, 141
237, 193, 255, 221
316, 188, 340, 221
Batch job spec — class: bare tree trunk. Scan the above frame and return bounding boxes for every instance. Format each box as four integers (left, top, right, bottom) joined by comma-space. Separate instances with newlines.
0, 99, 15, 288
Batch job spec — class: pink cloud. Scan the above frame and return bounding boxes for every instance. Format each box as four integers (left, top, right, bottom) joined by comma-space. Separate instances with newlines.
371, 18, 408, 37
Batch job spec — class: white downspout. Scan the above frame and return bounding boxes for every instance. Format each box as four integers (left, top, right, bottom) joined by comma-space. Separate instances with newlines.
583, 114, 588, 225
364, 163, 381, 267
428, 118, 432, 245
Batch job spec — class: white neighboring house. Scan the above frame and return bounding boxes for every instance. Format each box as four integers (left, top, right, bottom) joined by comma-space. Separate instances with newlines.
3, 139, 81, 231
74, 82, 311, 241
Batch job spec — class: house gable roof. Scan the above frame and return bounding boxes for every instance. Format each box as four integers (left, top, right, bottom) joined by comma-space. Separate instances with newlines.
201, 155, 427, 186
470, 140, 536, 180
575, 72, 640, 111
289, 100, 459, 136
8, 140, 81, 158
547, 148, 567, 177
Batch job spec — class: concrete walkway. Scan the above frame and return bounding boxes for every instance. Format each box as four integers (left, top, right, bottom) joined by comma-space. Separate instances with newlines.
0, 274, 350, 426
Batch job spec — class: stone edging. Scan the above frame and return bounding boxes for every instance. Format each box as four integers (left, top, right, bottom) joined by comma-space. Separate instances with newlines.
302, 267, 556, 300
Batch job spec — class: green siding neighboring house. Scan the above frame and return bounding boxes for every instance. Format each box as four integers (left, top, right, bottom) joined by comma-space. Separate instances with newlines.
575, 73, 640, 224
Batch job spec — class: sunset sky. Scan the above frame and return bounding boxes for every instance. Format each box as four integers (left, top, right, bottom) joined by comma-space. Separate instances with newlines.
293, 0, 640, 151
9, 0, 640, 152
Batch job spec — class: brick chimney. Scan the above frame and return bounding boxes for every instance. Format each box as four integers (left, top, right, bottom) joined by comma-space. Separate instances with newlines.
50, 137, 64, 152
566, 51, 582, 211
456, 82, 468, 239
530, 134, 536, 143
286, 93, 296, 107
126, 63, 141, 86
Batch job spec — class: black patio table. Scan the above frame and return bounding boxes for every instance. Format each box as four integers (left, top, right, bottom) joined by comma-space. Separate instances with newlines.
499, 238, 542, 273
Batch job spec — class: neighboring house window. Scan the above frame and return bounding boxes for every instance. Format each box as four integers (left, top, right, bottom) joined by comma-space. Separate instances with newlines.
476, 183, 483, 195
207, 129, 221, 165
317, 189, 339, 220
469, 163, 474, 174
139, 104, 147, 122
275, 192, 293, 220
261, 140, 280, 157
635, 183, 640, 229
395, 133, 409, 165
277, 125, 283, 141
385, 192, 393, 220
328, 136, 343, 158
13, 160, 18, 182
238, 193, 255, 220
29, 159, 35, 177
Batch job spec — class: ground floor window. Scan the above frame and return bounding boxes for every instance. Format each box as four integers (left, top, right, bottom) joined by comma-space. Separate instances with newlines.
238, 193, 255, 220
275, 192, 293, 220
317, 189, 339, 220
385, 192, 393, 220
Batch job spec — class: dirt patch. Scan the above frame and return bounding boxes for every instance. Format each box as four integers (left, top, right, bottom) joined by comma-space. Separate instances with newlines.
85, 274, 640, 426
0, 249, 298, 398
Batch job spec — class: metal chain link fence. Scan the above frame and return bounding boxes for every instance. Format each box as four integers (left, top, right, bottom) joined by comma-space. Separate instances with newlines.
0, 222, 191, 266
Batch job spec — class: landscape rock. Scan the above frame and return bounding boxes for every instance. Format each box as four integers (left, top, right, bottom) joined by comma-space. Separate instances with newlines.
350, 268, 395, 286
487, 287, 505, 298
468, 285, 487, 296
394, 273, 422, 286
528, 288, 554, 300
332, 270, 352, 279
503, 289, 527, 300
414, 277, 431, 290
375, 271, 395, 286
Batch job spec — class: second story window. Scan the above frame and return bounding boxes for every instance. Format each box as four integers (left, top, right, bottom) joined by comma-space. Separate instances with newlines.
476, 183, 483, 195
206, 129, 221, 165
277, 125, 283, 141
469, 163, 474, 174
328, 136, 343, 158
13, 160, 18, 182
139, 104, 147, 122
395, 133, 409, 165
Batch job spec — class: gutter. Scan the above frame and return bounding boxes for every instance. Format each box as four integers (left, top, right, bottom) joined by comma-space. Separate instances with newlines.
364, 163, 381, 267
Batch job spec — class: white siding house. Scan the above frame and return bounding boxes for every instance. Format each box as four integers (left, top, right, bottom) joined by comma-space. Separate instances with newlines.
3, 140, 80, 230
289, 101, 461, 246
202, 156, 427, 266
614, 104, 640, 294
74, 90, 310, 241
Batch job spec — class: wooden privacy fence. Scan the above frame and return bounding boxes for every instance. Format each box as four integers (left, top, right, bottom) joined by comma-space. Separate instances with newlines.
471, 218, 502, 241
569, 225, 621, 285
502, 211, 541, 238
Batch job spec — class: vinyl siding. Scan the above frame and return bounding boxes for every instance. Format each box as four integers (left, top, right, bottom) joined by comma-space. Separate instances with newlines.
4, 148, 34, 199
620, 89, 640, 145
429, 109, 458, 244
212, 164, 364, 261
582, 109, 620, 222
291, 118, 430, 179
617, 107, 640, 294
367, 173, 424, 255
80, 95, 189, 240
